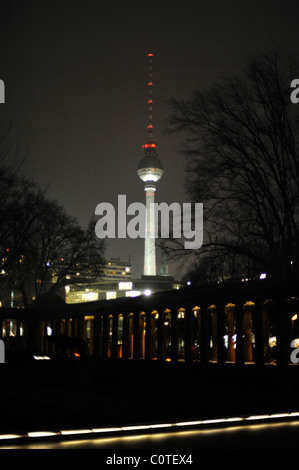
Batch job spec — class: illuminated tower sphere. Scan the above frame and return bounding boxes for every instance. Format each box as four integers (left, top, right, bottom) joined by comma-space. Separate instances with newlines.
137, 53, 164, 276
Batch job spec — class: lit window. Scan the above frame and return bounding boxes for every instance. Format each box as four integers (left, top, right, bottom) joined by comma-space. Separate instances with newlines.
106, 291, 117, 300
82, 292, 98, 302
126, 290, 140, 297
118, 281, 132, 290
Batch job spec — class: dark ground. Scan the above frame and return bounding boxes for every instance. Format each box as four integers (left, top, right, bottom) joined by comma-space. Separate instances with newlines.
1, 355, 299, 435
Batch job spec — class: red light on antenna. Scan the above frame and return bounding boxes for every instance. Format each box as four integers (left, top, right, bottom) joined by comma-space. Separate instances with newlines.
143, 143, 156, 149
148, 53, 153, 56
148, 100, 153, 104
147, 124, 153, 128
148, 82, 153, 86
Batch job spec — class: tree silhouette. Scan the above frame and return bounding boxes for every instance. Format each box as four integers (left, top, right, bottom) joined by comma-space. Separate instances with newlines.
167, 50, 299, 288
0, 134, 105, 307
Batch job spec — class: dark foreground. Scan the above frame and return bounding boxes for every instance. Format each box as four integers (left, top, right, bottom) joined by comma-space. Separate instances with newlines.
1, 357, 299, 435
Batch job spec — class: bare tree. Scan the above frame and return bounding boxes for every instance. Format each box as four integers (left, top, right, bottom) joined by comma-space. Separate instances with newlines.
166, 50, 299, 366
0, 166, 105, 308
167, 50, 299, 289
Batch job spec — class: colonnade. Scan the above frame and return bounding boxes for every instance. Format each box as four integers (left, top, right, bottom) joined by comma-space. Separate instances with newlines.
32, 298, 275, 365
0, 285, 298, 366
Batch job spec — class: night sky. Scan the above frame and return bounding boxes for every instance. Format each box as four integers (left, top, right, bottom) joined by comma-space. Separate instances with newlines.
0, 0, 299, 279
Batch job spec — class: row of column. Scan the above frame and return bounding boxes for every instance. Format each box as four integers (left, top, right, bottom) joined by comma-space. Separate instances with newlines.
0, 299, 273, 364
89, 299, 271, 365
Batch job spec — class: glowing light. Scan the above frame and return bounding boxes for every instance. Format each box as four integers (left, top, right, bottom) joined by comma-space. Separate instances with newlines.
225, 417, 244, 422
175, 421, 203, 427
269, 413, 289, 419
121, 425, 151, 431
259, 273, 267, 279
0, 434, 23, 440
118, 281, 132, 290
91, 427, 121, 433
149, 423, 174, 429
148, 53, 154, 56
148, 82, 153, 86
60, 429, 92, 436
201, 418, 226, 425
126, 290, 141, 297
27, 431, 58, 438
33, 356, 51, 360
82, 291, 98, 302
142, 143, 156, 148
1, 412, 299, 444
46, 326, 52, 336
144, 289, 152, 296
106, 291, 117, 300
74, 353, 80, 357
246, 415, 270, 421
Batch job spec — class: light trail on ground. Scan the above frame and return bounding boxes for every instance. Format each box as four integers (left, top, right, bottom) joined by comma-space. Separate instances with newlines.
1, 411, 299, 449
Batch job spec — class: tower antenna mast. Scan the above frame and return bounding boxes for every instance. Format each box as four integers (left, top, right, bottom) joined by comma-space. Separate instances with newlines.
147, 52, 154, 143
143, 53, 156, 150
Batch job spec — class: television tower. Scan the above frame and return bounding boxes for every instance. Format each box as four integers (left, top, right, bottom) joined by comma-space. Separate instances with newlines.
137, 53, 164, 276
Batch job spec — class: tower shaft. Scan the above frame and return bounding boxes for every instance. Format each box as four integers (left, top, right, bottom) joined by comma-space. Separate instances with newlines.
144, 183, 156, 275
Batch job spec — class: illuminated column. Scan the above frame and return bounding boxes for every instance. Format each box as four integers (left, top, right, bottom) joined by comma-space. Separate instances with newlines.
102, 314, 109, 359
144, 183, 156, 275
140, 313, 145, 359
111, 313, 119, 359
235, 302, 245, 365
184, 308, 193, 363
263, 300, 271, 362
210, 305, 217, 361
226, 303, 236, 362
243, 301, 253, 362
170, 309, 178, 362
133, 311, 141, 359
122, 312, 129, 359
145, 310, 152, 360
216, 303, 226, 365
253, 300, 264, 365
157, 309, 166, 361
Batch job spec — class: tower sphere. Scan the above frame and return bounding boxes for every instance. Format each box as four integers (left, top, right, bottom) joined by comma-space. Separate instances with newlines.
137, 149, 164, 183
